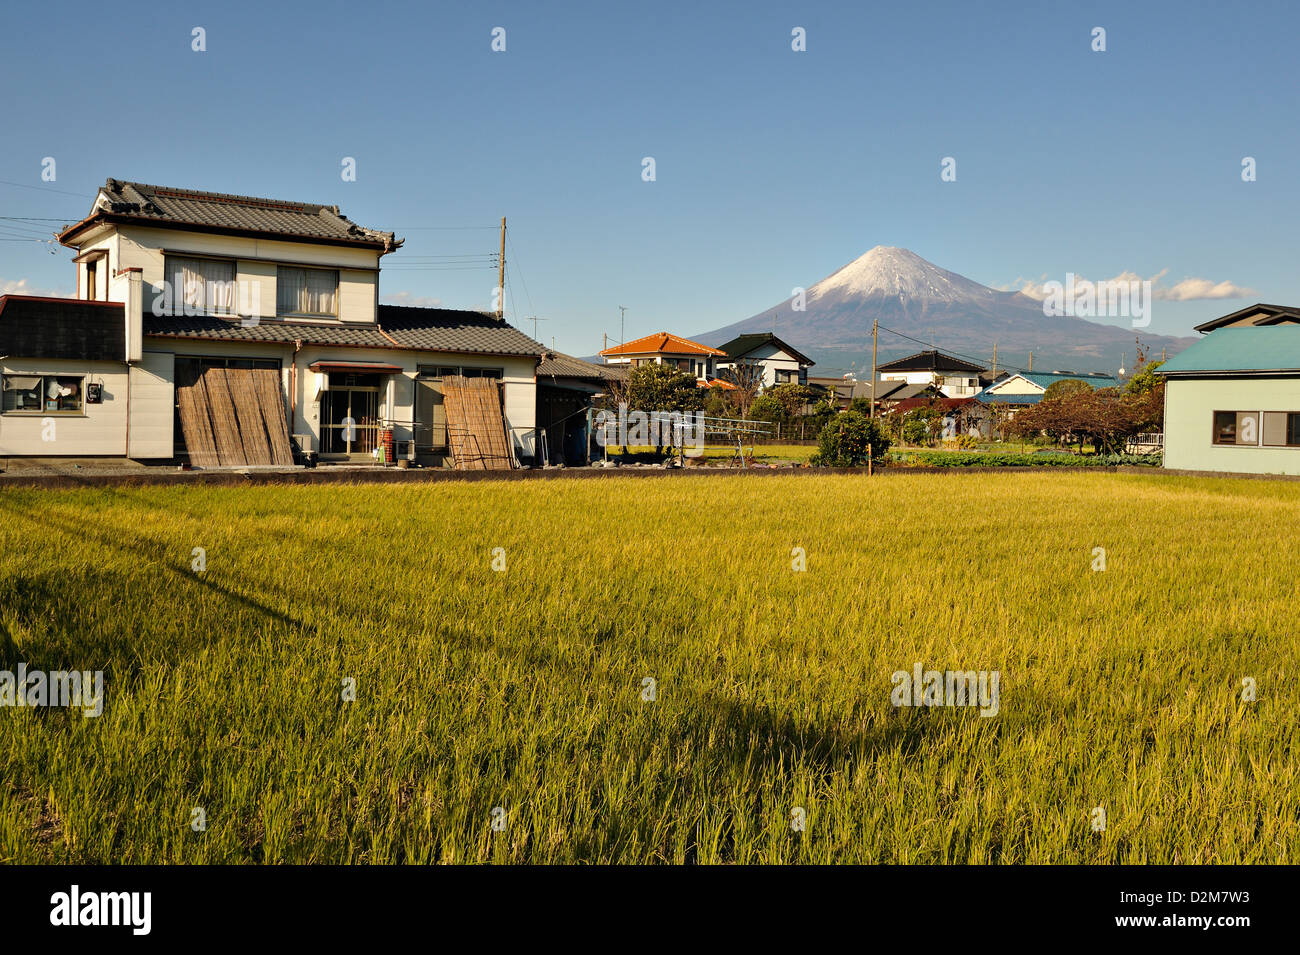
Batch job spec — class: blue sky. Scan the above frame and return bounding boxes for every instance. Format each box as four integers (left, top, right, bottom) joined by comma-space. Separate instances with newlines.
1, 0, 1296, 354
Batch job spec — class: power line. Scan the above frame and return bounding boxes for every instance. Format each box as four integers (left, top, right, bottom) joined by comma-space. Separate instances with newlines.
0, 179, 93, 199
874, 322, 1031, 375
505, 233, 537, 326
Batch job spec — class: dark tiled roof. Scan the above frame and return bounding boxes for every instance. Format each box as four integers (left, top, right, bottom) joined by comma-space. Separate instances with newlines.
143, 307, 546, 360
59, 179, 401, 251
876, 349, 985, 374
716, 332, 815, 366
880, 383, 941, 402
144, 314, 396, 349
537, 350, 623, 380
378, 305, 543, 357
0, 295, 124, 360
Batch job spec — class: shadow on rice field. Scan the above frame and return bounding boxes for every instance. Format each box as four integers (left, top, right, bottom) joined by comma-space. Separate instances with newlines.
0, 471, 1297, 863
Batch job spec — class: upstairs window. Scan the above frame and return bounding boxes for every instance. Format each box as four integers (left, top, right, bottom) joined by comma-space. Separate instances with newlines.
278, 267, 339, 317
165, 256, 236, 315
85, 259, 98, 300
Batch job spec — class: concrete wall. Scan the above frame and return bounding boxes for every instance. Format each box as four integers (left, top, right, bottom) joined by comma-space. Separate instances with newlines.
1164, 375, 1300, 475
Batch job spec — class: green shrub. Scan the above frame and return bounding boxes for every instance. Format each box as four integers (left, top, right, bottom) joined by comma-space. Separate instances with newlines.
812, 411, 890, 466
896, 450, 1162, 468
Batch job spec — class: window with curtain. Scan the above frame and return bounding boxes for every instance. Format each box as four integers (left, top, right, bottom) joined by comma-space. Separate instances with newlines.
277, 267, 339, 316
164, 256, 236, 315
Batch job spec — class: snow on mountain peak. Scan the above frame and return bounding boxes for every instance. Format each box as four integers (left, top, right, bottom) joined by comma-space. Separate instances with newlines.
809, 246, 1000, 305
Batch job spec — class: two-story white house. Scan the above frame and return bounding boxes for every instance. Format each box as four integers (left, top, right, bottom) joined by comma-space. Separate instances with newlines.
714, 333, 814, 388
0, 179, 543, 466
598, 332, 730, 387
876, 350, 986, 398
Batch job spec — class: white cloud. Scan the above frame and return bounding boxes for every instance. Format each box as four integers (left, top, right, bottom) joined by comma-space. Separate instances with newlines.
0, 277, 70, 298
382, 291, 443, 308
1154, 277, 1256, 301
1001, 268, 1254, 303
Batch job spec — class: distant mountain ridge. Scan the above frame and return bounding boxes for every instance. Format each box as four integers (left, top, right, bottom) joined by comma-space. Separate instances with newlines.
695, 247, 1198, 376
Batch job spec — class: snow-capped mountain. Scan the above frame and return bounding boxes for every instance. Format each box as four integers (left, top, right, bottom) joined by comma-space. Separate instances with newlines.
695, 246, 1196, 376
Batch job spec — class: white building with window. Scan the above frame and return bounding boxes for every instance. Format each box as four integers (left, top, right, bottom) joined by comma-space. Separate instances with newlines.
714, 333, 814, 388
1158, 319, 1300, 475
876, 350, 986, 398
0, 178, 544, 466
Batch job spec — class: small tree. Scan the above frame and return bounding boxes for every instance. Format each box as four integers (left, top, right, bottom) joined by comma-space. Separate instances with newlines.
702, 383, 731, 418
617, 363, 703, 454
749, 394, 785, 429
720, 358, 764, 418
769, 383, 814, 420
623, 363, 704, 414
812, 410, 890, 466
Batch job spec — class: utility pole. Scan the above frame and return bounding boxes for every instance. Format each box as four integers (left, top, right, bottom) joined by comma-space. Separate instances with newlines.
1028, 351, 1033, 372
991, 342, 998, 380
497, 217, 506, 321
618, 306, 627, 344
870, 318, 878, 418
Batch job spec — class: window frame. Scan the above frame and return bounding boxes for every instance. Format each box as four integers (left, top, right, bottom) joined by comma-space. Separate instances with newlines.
1212, 409, 1269, 447
164, 254, 238, 317
1260, 410, 1300, 448
2, 373, 87, 415
276, 265, 340, 318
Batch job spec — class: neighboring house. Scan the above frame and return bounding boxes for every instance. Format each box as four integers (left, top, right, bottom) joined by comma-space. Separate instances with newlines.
715, 332, 814, 388
890, 395, 981, 439
876, 381, 941, 410
1158, 321, 1300, 475
0, 179, 545, 466
974, 371, 1120, 409
535, 350, 624, 466
1191, 302, 1300, 332
598, 330, 733, 387
806, 376, 857, 411
598, 331, 728, 386
877, 350, 986, 397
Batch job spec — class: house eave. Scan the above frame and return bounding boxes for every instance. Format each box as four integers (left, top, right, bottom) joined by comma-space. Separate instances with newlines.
59, 213, 396, 252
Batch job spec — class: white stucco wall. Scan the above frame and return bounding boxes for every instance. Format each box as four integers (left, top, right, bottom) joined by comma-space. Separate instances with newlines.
89, 223, 383, 324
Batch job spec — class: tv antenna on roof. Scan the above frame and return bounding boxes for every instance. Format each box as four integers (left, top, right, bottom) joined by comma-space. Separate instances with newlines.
618, 305, 627, 344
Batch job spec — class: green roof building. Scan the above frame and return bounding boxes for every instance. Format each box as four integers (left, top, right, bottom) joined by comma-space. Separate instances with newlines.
1158, 318, 1300, 475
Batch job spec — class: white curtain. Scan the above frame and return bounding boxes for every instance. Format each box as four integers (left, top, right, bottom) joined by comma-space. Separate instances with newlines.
278, 267, 337, 316
168, 256, 235, 315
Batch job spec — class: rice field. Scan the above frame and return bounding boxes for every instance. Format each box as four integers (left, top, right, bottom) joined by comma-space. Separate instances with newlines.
0, 471, 1297, 864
